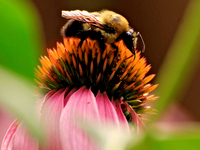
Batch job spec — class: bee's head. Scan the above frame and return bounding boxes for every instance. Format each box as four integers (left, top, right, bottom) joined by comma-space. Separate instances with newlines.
127, 29, 145, 52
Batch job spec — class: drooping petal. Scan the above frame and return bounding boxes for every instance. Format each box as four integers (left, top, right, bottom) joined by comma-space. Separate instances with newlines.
95, 91, 120, 126
39, 88, 68, 150
111, 99, 129, 131
59, 86, 100, 150
10, 123, 38, 150
124, 102, 145, 133
1, 120, 19, 150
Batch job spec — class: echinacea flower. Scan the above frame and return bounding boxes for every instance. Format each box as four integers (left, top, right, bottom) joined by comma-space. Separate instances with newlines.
2, 37, 158, 150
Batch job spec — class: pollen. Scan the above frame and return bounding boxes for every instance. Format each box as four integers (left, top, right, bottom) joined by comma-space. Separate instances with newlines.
35, 37, 158, 116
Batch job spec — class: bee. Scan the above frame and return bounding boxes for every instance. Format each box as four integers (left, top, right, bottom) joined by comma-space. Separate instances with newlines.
61, 10, 145, 56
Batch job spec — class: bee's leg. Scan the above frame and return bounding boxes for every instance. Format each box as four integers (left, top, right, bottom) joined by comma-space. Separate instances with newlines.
116, 32, 136, 59
89, 30, 106, 50
111, 43, 118, 49
124, 42, 136, 59
132, 46, 136, 59
77, 30, 91, 48
78, 39, 86, 48
77, 30, 106, 50
97, 39, 106, 50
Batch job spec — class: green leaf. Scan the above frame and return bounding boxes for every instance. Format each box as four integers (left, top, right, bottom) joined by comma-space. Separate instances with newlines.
128, 124, 200, 150
0, 0, 44, 81
0, 0, 44, 140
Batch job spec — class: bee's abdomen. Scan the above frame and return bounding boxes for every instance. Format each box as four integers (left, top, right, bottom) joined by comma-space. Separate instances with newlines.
61, 20, 84, 37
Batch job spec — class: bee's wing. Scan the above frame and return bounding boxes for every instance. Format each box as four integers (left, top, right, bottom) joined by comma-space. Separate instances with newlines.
62, 10, 105, 29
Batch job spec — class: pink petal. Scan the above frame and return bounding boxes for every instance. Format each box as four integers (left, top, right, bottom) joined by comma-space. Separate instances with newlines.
1, 120, 19, 150
124, 102, 145, 133
36, 89, 56, 115
59, 86, 100, 150
95, 91, 120, 126
39, 88, 68, 150
0, 108, 14, 146
63, 88, 77, 107
11, 123, 38, 150
111, 100, 129, 131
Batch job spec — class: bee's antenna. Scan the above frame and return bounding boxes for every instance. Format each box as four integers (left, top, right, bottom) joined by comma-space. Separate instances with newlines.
136, 32, 145, 52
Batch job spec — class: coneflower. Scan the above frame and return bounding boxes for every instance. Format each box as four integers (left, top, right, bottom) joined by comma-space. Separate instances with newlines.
2, 37, 158, 150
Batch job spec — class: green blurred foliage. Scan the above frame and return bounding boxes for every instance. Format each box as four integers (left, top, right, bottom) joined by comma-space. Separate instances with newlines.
0, 0, 44, 81
127, 124, 200, 150
0, 0, 44, 141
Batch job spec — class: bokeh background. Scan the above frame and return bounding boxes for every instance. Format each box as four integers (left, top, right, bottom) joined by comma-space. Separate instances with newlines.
1, 0, 200, 145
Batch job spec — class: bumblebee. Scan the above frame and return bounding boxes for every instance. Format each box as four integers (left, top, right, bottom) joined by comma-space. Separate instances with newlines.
61, 10, 145, 55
